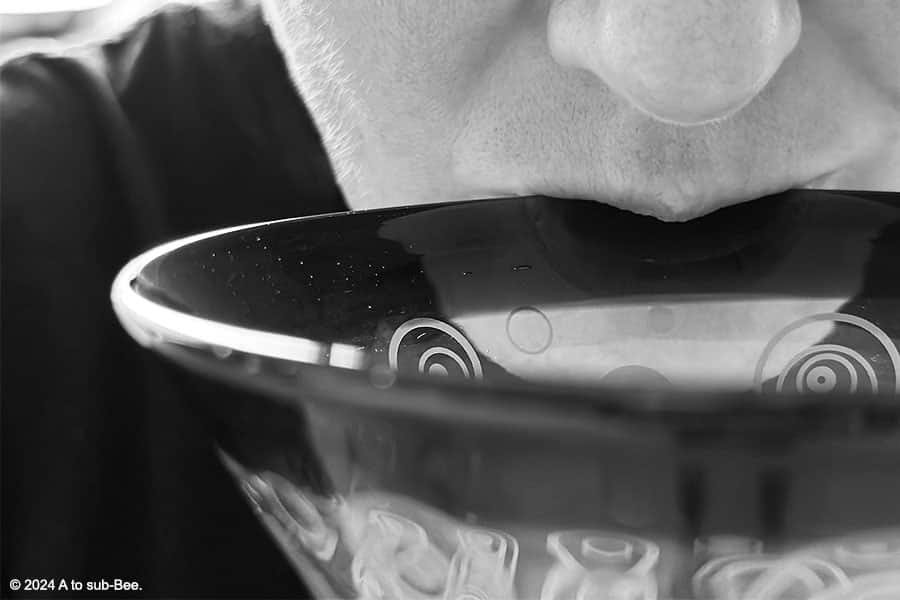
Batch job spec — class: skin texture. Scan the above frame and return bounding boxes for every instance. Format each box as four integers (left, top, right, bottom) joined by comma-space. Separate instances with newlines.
548, 0, 804, 125
261, 0, 900, 221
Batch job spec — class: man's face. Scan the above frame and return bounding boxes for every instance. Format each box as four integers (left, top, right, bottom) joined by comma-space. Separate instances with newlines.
262, 0, 900, 220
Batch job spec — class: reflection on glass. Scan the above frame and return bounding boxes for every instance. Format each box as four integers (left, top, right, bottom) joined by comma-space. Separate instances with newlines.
352, 510, 450, 600
694, 536, 764, 564
542, 531, 659, 600
240, 472, 339, 562
809, 571, 900, 600
445, 528, 519, 600
693, 554, 849, 599
388, 318, 484, 380
833, 537, 900, 573
754, 313, 900, 394
240, 483, 900, 600
688, 532, 900, 599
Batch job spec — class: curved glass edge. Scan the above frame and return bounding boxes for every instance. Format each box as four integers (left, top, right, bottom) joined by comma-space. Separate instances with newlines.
111, 194, 900, 420
218, 450, 345, 599
110, 214, 369, 369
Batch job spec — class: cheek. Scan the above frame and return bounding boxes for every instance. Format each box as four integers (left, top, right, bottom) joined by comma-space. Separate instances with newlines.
362, 2, 527, 116
445, 21, 619, 180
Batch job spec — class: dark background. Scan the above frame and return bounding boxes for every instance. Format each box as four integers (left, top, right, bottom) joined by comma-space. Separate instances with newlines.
1, 0, 345, 596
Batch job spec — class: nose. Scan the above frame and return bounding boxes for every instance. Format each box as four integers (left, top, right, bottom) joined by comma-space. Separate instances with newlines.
547, 0, 802, 125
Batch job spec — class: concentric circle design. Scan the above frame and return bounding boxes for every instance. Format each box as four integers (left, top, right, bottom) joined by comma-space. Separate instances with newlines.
418, 347, 468, 376
753, 313, 900, 394
775, 345, 874, 395
388, 318, 483, 380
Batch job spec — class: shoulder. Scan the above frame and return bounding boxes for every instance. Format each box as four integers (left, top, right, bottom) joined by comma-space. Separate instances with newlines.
1, 52, 113, 235
1, 0, 343, 240
0, 0, 274, 156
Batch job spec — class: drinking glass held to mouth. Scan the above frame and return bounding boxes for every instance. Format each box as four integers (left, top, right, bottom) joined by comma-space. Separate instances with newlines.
263, 0, 900, 220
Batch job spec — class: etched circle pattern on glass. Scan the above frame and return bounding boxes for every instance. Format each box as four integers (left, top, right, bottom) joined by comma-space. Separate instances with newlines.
388, 318, 484, 380
753, 313, 900, 394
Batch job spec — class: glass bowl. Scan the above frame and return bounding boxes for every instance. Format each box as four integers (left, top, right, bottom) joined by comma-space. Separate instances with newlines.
112, 190, 900, 600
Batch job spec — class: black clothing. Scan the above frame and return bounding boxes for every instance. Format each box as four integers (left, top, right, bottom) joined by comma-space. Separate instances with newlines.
1, 1, 344, 596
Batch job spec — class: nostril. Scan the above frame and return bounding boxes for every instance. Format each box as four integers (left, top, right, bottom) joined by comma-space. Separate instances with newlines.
548, 0, 803, 125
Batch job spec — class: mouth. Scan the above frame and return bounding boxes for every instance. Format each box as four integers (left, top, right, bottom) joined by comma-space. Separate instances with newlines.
800, 170, 842, 190
509, 161, 855, 222
448, 137, 854, 222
